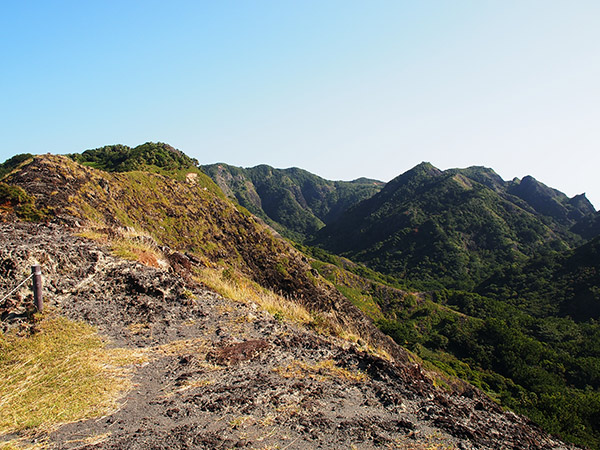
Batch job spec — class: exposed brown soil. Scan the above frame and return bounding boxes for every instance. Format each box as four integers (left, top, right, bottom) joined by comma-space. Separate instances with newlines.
0, 222, 579, 450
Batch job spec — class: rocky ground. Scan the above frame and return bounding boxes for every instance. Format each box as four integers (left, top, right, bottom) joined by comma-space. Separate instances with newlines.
0, 223, 580, 449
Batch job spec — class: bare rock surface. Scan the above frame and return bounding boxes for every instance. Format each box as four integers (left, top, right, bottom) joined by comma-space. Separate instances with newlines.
0, 223, 580, 449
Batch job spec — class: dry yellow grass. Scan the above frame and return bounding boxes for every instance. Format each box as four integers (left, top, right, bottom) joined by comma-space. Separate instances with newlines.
0, 317, 145, 435
273, 359, 367, 383
151, 337, 212, 357
110, 239, 164, 268
195, 267, 313, 325
0, 441, 47, 450
126, 322, 151, 334
75, 228, 110, 243
76, 227, 167, 269
196, 268, 394, 363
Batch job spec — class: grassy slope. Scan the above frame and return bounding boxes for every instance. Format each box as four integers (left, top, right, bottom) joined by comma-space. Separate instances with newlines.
0, 317, 143, 436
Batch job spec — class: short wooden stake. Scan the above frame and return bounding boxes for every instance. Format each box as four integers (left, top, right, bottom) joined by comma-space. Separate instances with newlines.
31, 264, 43, 312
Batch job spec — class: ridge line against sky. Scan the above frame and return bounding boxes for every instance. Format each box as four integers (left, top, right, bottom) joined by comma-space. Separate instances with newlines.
1, 1, 599, 208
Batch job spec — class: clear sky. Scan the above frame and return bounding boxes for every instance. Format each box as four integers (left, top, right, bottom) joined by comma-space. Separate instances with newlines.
2, 1, 599, 208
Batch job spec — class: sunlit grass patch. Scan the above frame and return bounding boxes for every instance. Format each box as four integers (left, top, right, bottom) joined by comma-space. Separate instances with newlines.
228, 415, 254, 429
151, 337, 212, 357
76, 226, 167, 269
196, 268, 393, 361
74, 228, 110, 243
169, 377, 214, 396
195, 267, 313, 325
273, 359, 367, 383
0, 440, 47, 450
110, 238, 164, 268
0, 317, 145, 435
126, 322, 151, 335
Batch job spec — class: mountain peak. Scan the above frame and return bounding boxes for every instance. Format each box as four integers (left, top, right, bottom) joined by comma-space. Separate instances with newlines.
413, 161, 440, 174
509, 175, 595, 224
201, 162, 384, 241
450, 166, 505, 191
569, 192, 596, 213
384, 162, 442, 192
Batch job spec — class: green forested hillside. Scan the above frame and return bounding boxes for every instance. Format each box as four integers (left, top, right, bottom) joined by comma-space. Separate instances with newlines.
426, 239, 600, 448
312, 163, 593, 290
305, 241, 600, 449
478, 236, 600, 321
202, 163, 383, 241
307, 162, 600, 448
572, 211, 600, 240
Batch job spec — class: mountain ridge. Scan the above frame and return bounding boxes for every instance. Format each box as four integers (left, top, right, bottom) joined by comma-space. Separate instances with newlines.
312, 162, 595, 289
0, 153, 405, 361
1, 221, 579, 450
201, 162, 384, 241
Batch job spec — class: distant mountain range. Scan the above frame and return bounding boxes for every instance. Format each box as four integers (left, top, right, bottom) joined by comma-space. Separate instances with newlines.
311, 162, 595, 289
201, 163, 383, 241
203, 159, 596, 290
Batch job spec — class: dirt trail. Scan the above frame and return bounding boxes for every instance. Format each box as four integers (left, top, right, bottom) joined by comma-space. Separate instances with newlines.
0, 223, 578, 450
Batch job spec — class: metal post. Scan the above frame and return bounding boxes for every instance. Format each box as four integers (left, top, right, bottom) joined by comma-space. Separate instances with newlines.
31, 264, 43, 312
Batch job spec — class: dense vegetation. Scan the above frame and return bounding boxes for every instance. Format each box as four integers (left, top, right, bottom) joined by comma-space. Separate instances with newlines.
67, 143, 226, 198
305, 241, 600, 449
70, 142, 199, 173
202, 163, 383, 241
312, 163, 592, 290
572, 211, 600, 241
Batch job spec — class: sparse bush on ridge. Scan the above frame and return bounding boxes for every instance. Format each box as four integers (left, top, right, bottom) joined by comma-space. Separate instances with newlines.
0, 183, 47, 222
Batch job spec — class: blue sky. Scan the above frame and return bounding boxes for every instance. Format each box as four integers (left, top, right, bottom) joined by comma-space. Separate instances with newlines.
2, 1, 599, 207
